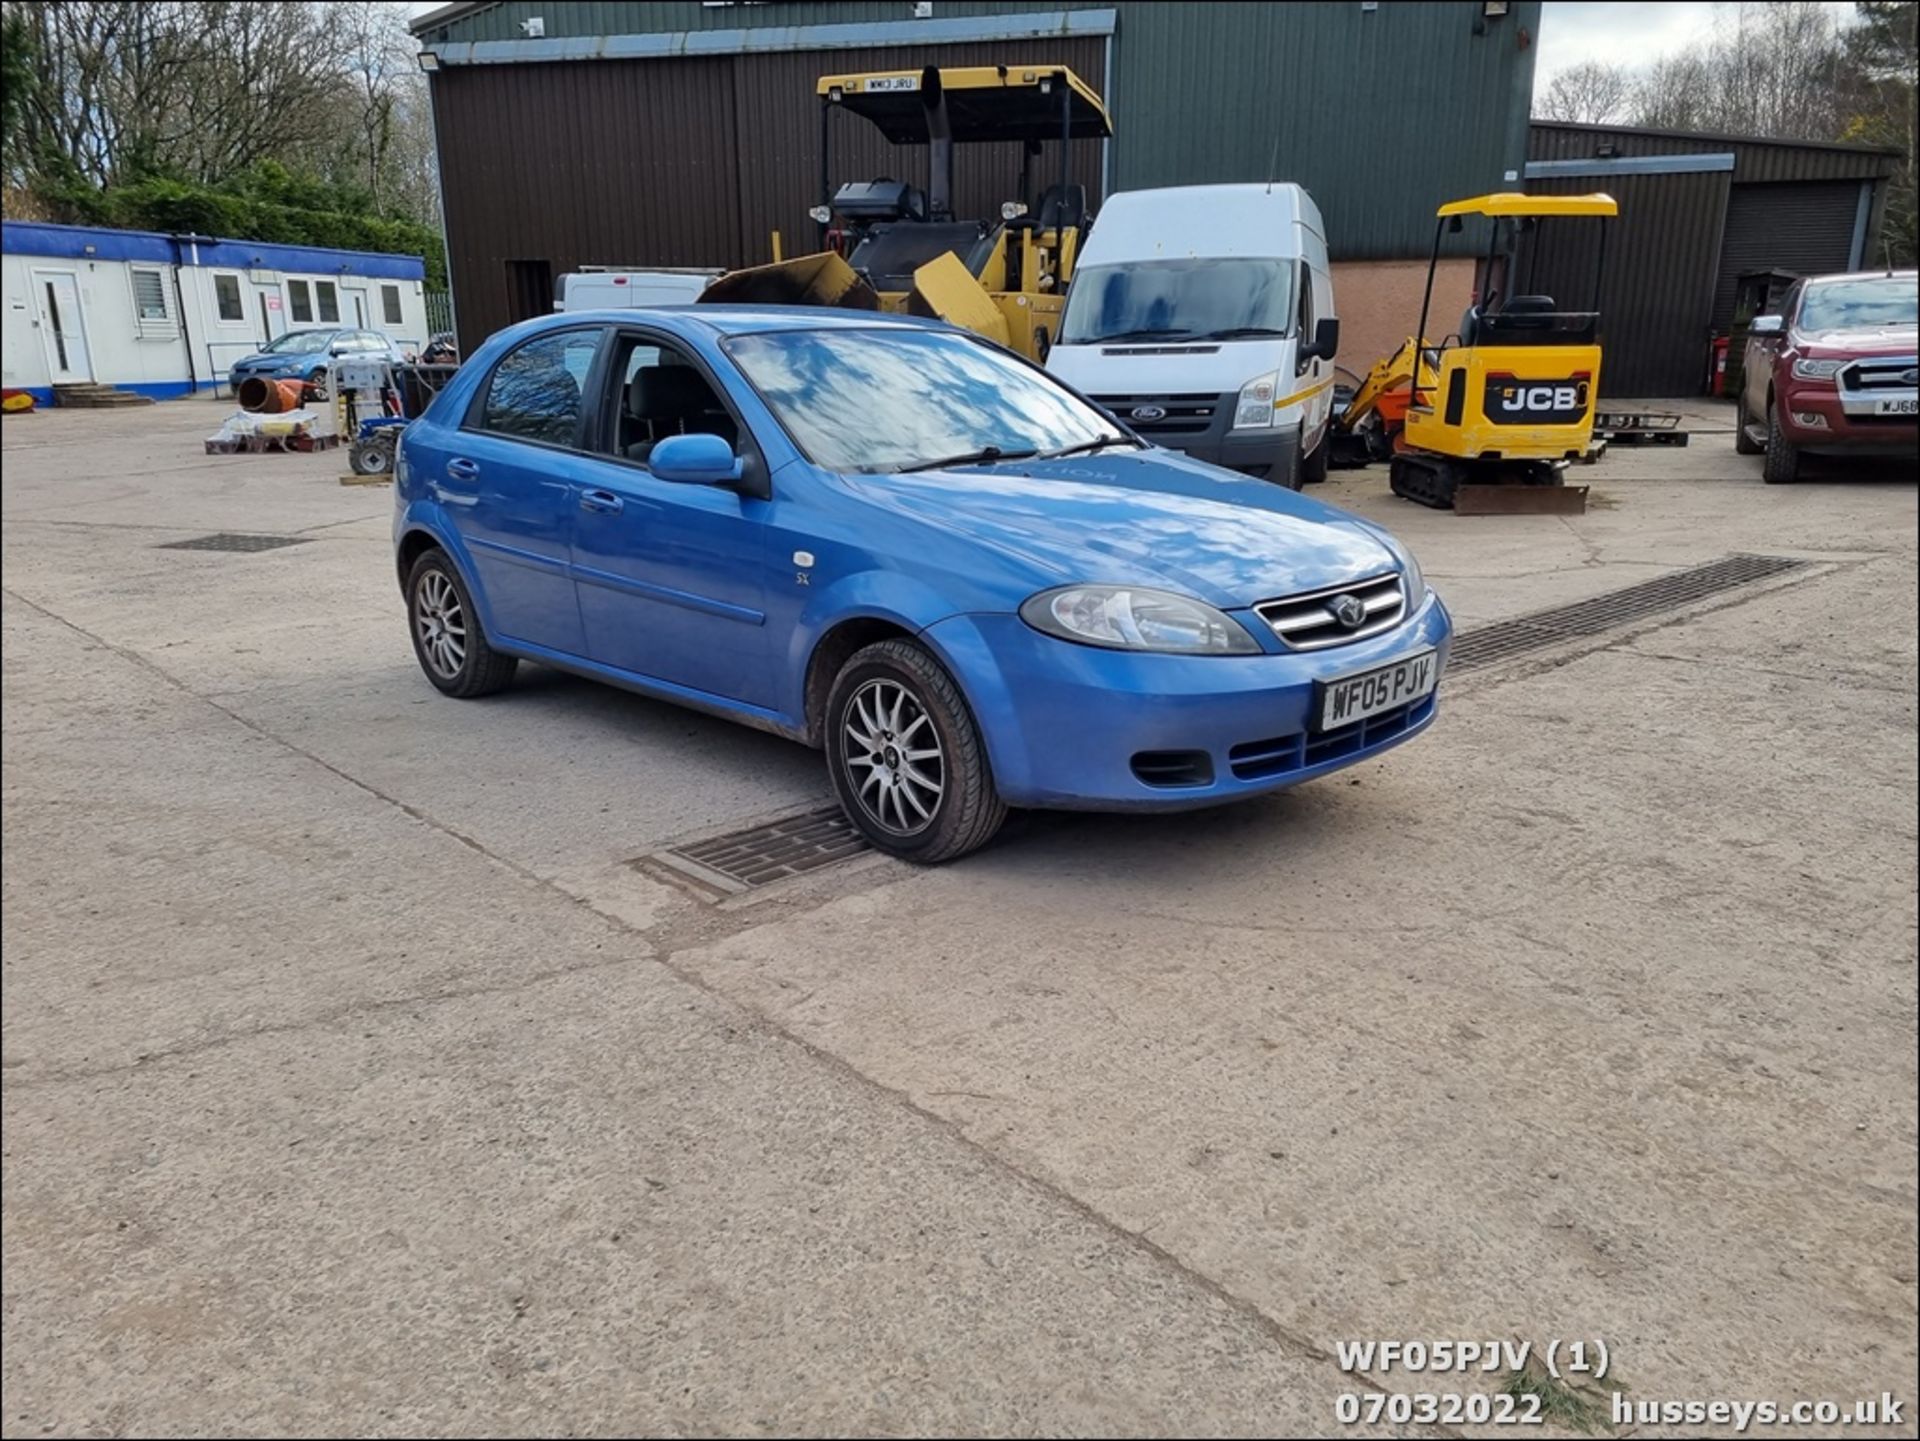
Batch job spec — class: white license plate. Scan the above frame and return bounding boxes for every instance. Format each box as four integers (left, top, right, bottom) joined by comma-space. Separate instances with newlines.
863, 75, 919, 92
1315, 649, 1438, 732
1873, 396, 1918, 416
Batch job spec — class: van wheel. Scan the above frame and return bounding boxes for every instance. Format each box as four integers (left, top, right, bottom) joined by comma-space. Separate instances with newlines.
1733, 392, 1762, 455
1300, 433, 1330, 484
825, 639, 1005, 863
1762, 402, 1800, 484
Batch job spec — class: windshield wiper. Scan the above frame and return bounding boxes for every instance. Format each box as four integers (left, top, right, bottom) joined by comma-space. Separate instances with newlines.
895, 445, 1039, 474
1085, 328, 1197, 343
1038, 434, 1143, 460
1193, 326, 1291, 341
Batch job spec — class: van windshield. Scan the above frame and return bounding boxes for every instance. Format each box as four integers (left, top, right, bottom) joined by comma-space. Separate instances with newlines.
1059, 258, 1297, 345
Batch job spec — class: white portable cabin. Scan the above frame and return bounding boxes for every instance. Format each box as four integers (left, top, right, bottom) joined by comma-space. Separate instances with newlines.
2, 220, 432, 404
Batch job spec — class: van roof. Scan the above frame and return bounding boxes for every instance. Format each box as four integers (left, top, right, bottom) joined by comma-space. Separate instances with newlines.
1077, 184, 1324, 264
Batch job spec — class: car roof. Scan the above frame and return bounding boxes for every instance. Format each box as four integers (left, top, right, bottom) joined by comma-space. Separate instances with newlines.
547, 306, 950, 338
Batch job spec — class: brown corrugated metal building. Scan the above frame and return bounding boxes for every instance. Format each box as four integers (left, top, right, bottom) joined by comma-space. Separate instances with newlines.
1525, 121, 1902, 396
411, 1, 1547, 363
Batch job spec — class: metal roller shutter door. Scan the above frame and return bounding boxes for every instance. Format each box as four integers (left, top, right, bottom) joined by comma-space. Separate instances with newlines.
1712, 181, 1863, 332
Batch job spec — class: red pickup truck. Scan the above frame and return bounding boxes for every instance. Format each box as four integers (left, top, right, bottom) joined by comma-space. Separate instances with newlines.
1737, 270, 1918, 483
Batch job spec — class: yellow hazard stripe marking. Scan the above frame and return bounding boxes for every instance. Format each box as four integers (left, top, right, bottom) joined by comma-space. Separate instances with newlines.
1272, 376, 1335, 411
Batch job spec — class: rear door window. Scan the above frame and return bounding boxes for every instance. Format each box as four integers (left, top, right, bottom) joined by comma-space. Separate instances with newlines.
474, 328, 604, 448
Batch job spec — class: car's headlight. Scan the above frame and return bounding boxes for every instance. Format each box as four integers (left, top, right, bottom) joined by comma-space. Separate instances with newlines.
1020, 585, 1261, 654
1791, 357, 1844, 380
1233, 370, 1280, 429
1400, 546, 1426, 606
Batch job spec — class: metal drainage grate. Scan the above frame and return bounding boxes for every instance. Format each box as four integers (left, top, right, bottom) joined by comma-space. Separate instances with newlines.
157, 532, 312, 553
1449, 553, 1808, 673
647, 806, 870, 895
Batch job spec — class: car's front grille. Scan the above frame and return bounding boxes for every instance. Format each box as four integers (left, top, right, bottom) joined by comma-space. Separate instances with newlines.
1840, 355, 1918, 390
1091, 392, 1222, 437
1254, 572, 1407, 651
1228, 695, 1435, 781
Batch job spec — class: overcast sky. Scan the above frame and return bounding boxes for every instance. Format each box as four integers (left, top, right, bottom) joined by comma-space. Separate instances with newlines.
1533, 1, 1858, 84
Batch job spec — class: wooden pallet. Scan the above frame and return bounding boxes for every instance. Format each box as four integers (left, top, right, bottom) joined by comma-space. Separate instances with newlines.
205, 431, 340, 455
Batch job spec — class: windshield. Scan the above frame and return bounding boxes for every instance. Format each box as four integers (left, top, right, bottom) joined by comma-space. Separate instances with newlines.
726, 327, 1125, 474
263, 331, 334, 354
1798, 278, 1918, 332
1059, 258, 1296, 345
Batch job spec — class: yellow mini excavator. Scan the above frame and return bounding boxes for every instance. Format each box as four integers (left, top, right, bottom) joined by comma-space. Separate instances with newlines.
1330, 192, 1618, 514
701, 64, 1113, 363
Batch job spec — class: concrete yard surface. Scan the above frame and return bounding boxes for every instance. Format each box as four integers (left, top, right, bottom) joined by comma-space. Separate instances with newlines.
2, 396, 1915, 1438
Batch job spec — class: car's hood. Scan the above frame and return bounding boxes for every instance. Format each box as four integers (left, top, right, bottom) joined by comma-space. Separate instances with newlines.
232, 354, 302, 371
1797, 324, 1919, 353
843, 450, 1401, 608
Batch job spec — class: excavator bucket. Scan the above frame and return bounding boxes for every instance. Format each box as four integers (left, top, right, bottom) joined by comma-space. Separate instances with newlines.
906, 251, 1011, 347
700, 252, 881, 310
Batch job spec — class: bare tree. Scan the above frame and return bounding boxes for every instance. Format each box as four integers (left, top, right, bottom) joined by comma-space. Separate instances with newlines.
9, 0, 359, 186
1535, 60, 1634, 124
1627, 2, 1849, 139
327, 0, 416, 209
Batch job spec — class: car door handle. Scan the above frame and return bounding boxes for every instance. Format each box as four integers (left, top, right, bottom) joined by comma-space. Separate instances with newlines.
445, 457, 479, 480
579, 489, 624, 515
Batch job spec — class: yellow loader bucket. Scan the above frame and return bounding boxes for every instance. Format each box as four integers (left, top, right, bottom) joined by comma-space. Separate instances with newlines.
700, 252, 881, 310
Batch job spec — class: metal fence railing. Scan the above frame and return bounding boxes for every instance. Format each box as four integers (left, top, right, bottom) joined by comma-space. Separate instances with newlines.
425, 290, 454, 336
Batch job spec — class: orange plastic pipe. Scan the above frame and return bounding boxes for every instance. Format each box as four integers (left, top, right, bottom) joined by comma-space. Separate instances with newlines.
236, 376, 307, 414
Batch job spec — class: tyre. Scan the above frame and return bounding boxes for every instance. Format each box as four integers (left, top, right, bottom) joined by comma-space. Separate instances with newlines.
406, 548, 518, 698
1733, 392, 1762, 455
1274, 444, 1303, 490
825, 639, 1006, 863
349, 437, 394, 476
1300, 430, 1330, 484
1762, 402, 1800, 484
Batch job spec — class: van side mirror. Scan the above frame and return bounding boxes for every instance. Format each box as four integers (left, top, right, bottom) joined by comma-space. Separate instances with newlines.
649, 432, 745, 486
1750, 314, 1784, 337
1302, 316, 1340, 362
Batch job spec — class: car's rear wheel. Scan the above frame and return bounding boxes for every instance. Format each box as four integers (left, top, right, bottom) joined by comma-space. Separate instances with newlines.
406, 549, 517, 697
1733, 391, 1762, 455
825, 639, 1005, 863
1763, 401, 1801, 484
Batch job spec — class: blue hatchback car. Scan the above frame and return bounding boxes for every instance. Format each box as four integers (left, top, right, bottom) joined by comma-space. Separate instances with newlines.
393, 308, 1450, 861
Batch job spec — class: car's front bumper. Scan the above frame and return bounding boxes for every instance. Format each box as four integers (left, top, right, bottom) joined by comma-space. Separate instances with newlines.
1777, 381, 1919, 453
924, 593, 1452, 811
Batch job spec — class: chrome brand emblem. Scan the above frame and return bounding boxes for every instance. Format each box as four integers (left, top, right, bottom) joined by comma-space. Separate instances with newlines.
1330, 594, 1367, 629
1902, 368, 1919, 385
1129, 404, 1167, 422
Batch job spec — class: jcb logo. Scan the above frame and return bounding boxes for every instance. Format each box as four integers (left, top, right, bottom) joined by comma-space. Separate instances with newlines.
1483, 375, 1589, 425
1500, 385, 1580, 412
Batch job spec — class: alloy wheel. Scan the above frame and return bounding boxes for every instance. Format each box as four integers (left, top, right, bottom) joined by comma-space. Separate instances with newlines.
414, 570, 468, 680
841, 678, 945, 836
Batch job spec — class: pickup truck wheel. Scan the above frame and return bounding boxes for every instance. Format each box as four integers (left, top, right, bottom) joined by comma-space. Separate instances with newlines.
826, 639, 1006, 863
1733, 392, 1762, 455
407, 549, 518, 697
1762, 402, 1801, 484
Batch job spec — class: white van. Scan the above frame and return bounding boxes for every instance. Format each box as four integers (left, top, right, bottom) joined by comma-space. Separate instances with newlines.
1047, 183, 1338, 489
554, 268, 721, 311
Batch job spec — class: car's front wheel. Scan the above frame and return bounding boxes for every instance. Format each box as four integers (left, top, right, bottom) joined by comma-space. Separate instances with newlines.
825, 639, 1006, 863
406, 549, 517, 697
1762, 401, 1801, 484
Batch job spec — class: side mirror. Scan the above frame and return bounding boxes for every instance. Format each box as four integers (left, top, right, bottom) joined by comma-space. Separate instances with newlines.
649, 432, 744, 485
1303, 316, 1340, 362
1750, 314, 1784, 336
